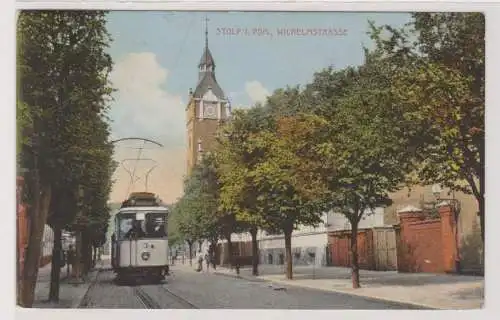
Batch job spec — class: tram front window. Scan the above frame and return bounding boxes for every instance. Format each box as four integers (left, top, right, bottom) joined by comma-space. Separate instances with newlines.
145, 212, 167, 238
117, 214, 145, 240
117, 212, 167, 240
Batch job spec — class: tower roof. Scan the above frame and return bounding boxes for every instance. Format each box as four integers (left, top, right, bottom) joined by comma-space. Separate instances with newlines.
193, 72, 225, 99
194, 16, 224, 99
198, 47, 215, 68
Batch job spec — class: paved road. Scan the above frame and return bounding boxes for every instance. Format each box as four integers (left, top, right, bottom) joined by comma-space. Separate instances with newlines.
79, 266, 426, 309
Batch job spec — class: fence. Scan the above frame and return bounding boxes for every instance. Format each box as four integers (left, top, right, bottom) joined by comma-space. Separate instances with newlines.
373, 227, 398, 271
217, 241, 253, 266
327, 227, 398, 271
328, 228, 375, 270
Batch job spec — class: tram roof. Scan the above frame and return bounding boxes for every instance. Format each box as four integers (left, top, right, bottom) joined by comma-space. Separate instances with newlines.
116, 206, 169, 215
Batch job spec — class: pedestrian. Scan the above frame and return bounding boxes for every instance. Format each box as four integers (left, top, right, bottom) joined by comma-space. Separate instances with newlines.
196, 251, 203, 272
67, 244, 75, 278
211, 252, 217, 270
205, 252, 210, 272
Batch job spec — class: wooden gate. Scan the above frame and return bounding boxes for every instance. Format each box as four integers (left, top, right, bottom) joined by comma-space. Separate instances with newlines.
373, 227, 397, 271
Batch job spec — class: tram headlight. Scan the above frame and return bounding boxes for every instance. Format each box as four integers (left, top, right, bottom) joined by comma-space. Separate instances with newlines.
141, 252, 151, 261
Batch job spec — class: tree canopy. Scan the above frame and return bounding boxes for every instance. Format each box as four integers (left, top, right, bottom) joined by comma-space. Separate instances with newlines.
17, 11, 116, 305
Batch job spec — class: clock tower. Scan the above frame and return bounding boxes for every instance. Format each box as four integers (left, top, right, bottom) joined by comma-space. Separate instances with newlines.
186, 19, 231, 175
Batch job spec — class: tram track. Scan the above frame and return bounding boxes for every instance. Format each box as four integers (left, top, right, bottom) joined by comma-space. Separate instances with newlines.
133, 286, 162, 309
133, 284, 199, 309
159, 285, 199, 309
78, 265, 199, 309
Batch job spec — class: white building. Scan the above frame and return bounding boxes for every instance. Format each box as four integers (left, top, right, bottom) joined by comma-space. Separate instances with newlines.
212, 207, 391, 268
326, 207, 388, 232
216, 212, 330, 267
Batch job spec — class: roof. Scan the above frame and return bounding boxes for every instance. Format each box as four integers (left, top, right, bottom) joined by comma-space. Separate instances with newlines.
198, 46, 215, 68
117, 206, 170, 215
193, 72, 225, 99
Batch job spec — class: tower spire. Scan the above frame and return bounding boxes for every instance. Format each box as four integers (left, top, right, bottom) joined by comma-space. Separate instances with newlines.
204, 16, 209, 54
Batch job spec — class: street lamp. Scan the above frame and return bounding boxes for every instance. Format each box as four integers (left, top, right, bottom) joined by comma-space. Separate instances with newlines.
432, 184, 462, 274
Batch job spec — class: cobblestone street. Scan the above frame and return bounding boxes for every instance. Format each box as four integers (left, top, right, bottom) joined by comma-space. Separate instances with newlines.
76, 264, 425, 309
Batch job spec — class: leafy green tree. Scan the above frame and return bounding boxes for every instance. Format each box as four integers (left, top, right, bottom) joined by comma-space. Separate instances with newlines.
296, 48, 416, 288
167, 207, 184, 248
370, 13, 485, 242
217, 107, 274, 274
17, 11, 114, 305
236, 112, 328, 279
172, 197, 202, 265
172, 160, 220, 265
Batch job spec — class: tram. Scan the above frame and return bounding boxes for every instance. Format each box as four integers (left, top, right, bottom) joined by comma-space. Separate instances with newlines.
111, 192, 170, 283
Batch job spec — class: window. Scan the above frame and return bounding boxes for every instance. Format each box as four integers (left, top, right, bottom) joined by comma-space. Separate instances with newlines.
116, 211, 168, 240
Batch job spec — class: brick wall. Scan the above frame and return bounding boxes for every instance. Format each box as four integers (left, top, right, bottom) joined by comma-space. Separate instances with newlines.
17, 177, 29, 276
395, 205, 459, 273
17, 176, 53, 272
386, 184, 482, 272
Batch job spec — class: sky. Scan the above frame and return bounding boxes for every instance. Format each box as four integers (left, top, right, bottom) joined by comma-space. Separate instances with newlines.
106, 11, 413, 204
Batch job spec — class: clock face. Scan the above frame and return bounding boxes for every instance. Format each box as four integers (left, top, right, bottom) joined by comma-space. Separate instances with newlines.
203, 103, 217, 118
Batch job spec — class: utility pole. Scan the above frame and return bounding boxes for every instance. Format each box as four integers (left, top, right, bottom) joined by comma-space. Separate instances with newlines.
145, 164, 158, 191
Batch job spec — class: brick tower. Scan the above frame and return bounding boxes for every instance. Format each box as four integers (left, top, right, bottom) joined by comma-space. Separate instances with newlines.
186, 18, 231, 175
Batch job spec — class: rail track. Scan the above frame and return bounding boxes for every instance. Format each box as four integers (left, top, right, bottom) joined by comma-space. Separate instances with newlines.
159, 285, 199, 309
133, 285, 199, 309
133, 286, 162, 309
79, 266, 199, 309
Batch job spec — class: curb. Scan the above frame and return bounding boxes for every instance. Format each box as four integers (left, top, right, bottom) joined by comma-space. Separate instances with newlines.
74, 268, 102, 308
213, 271, 265, 283
262, 278, 441, 310
214, 271, 443, 310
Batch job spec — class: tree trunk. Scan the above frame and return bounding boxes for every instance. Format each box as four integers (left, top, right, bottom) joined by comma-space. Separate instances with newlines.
84, 234, 92, 273
81, 230, 88, 274
478, 195, 485, 244
350, 221, 360, 289
226, 234, 233, 269
198, 240, 203, 253
92, 246, 97, 268
49, 226, 62, 302
210, 240, 217, 269
20, 183, 52, 307
250, 227, 259, 276
284, 228, 293, 280
187, 241, 193, 266
74, 231, 82, 282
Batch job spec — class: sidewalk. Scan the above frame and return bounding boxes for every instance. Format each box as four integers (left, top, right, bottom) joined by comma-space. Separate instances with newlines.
31, 259, 103, 308
213, 264, 484, 310
170, 260, 217, 274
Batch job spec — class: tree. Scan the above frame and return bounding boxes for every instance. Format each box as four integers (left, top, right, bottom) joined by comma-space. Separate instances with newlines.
217, 107, 273, 275
370, 13, 485, 242
237, 113, 328, 279
172, 160, 221, 265
17, 11, 115, 305
296, 49, 416, 288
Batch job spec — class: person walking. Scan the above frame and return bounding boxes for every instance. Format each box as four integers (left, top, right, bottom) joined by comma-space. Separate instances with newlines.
196, 251, 203, 272
204, 252, 210, 272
